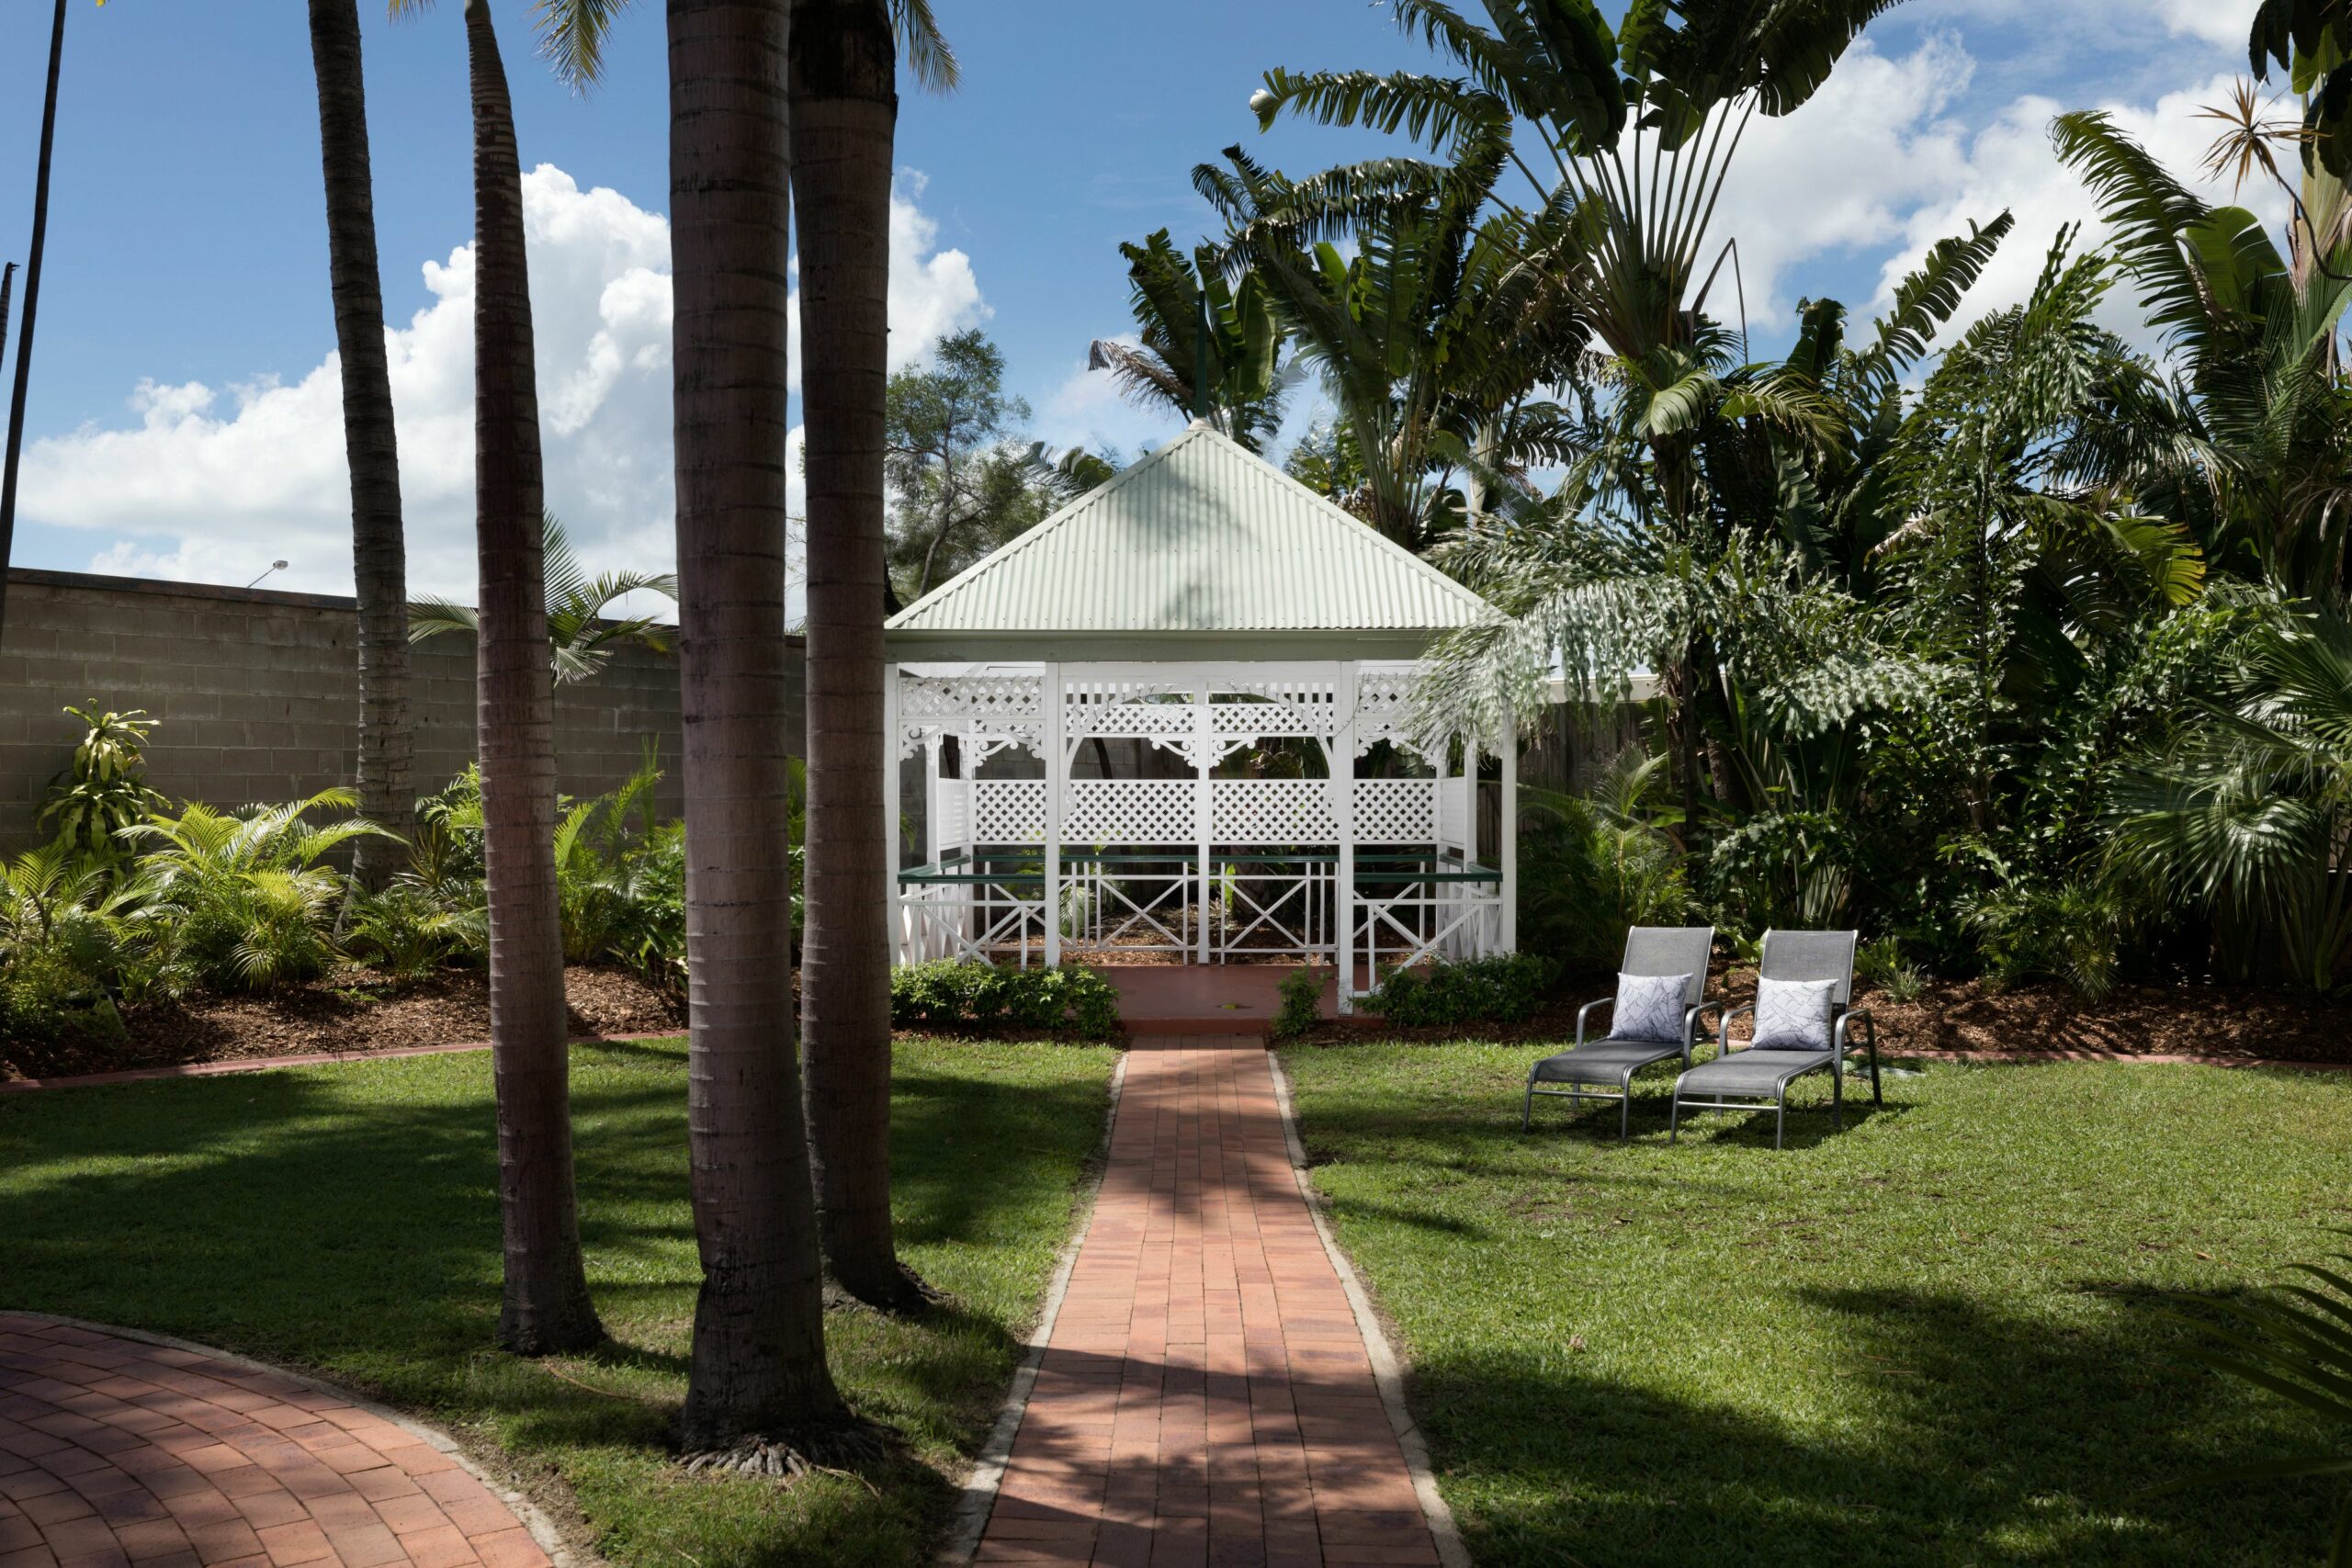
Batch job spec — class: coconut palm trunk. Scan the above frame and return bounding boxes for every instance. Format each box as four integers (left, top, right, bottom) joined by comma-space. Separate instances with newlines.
669, 0, 844, 1440
0, 0, 69, 640
309, 0, 413, 887
461, 0, 603, 1356
791, 0, 920, 1311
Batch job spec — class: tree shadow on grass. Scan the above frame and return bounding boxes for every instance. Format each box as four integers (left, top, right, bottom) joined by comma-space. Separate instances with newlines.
1411, 1282, 2335, 1568
0, 1045, 1113, 1568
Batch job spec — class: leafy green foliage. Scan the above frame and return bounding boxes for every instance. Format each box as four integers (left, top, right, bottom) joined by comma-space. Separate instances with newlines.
0, 843, 158, 1040
889, 960, 1123, 1040
129, 789, 394, 995
1272, 965, 1325, 1041
886, 329, 1111, 603
39, 704, 162, 860
1517, 755, 1690, 969
2111, 606, 2352, 992
410, 512, 676, 687
1091, 228, 1295, 450
1372, 953, 1556, 1026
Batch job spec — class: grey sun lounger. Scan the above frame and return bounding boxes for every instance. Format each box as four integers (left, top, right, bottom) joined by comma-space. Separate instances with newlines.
1522, 925, 1717, 1140
1669, 929, 1881, 1149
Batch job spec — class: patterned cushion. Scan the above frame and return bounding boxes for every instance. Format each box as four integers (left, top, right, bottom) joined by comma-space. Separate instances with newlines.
1611, 971, 1690, 1044
1753, 976, 1837, 1050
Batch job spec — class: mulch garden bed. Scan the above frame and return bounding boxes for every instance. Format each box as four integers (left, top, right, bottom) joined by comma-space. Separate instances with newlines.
1288, 962, 2352, 1065
0, 964, 687, 1085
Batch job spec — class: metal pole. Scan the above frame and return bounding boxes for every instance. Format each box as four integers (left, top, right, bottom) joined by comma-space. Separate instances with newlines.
0, 0, 72, 638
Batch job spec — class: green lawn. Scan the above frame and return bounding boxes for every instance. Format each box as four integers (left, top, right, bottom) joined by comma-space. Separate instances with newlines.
1278, 1043, 2352, 1567
0, 1036, 1116, 1568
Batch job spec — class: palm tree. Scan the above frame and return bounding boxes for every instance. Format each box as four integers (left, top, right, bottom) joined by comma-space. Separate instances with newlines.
392, 0, 603, 1358
309, 0, 413, 892
1252, 0, 1905, 810
409, 512, 676, 686
2111, 606, 2352, 992
536, 0, 847, 1448
792, 0, 955, 1313
0, 0, 70, 641
1087, 229, 1293, 451
2053, 107, 2352, 604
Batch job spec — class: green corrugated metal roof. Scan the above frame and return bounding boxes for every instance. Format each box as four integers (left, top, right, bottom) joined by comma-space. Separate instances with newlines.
886, 423, 1500, 637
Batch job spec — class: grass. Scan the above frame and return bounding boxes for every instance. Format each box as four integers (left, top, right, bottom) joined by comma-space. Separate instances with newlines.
0, 1035, 1117, 1568
1277, 1043, 2352, 1566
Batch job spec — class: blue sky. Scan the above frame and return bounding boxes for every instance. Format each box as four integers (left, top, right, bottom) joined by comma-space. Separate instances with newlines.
0, 0, 2274, 603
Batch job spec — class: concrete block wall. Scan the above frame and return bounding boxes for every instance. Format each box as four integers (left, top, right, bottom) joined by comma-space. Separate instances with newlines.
0, 569, 800, 854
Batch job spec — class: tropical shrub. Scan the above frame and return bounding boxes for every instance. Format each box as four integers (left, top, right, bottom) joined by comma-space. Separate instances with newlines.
2110, 608, 2352, 993
127, 788, 392, 994
1272, 965, 1323, 1040
1516, 754, 1689, 970
0, 844, 158, 1039
1855, 935, 1927, 1005
345, 883, 483, 983
1372, 953, 1555, 1027
40, 705, 162, 861
889, 960, 1122, 1039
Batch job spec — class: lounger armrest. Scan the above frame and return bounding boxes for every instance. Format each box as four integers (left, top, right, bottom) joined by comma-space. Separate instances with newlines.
1717, 1003, 1754, 1054
1680, 999, 1723, 1063
1836, 1007, 1882, 1105
1575, 996, 1614, 1047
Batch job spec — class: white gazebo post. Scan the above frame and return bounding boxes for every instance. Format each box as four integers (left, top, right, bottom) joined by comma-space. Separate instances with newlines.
1194, 666, 1214, 964
882, 662, 901, 963
1042, 661, 1062, 968
1498, 707, 1517, 954
1334, 660, 1357, 1013
1459, 730, 1479, 960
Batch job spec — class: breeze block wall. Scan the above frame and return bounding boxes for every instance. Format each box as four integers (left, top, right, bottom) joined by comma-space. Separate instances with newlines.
0, 569, 801, 855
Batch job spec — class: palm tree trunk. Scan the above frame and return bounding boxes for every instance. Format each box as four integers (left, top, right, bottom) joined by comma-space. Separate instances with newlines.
669, 0, 844, 1442
464, 0, 603, 1357
792, 0, 921, 1312
309, 0, 413, 888
0, 0, 70, 641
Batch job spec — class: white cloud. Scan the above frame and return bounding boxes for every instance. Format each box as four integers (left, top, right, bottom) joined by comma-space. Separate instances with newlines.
21, 164, 985, 604
1868, 71, 2293, 346
1708, 32, 1980, 330
1913, 0, 2261, 50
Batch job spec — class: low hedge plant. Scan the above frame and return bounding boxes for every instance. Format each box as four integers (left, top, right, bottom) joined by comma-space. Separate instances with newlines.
1370, 953, 1557, 1027
890, 960, 1123, 1040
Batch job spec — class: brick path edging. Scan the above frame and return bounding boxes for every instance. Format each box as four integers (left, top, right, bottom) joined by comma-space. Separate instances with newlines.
935, 1055, 1133, 1566
0, 1035, 680, 1096
1263, 1057, 1470, 1568
0, 1313, 594, 1568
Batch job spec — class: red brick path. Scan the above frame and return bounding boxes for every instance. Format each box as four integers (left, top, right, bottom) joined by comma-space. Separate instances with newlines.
976, 1037, 1441, 1567
0, 1317, 553, 1568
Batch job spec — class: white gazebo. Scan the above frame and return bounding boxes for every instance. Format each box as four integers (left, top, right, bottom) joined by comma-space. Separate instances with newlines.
882, 421, 1516, 1012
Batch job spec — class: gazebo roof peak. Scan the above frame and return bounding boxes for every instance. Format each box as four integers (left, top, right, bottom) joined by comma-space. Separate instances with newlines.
885, 423, 1498, 656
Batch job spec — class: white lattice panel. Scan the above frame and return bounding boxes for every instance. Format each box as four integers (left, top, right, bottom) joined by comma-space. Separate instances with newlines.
971, 780, 1046, 844
899, 673, 1044, 722
1062, 780, 1197, 845
1439, 775, 1472, 852
1351, 666, 1435, 761
1212, 780, 1337, 843
1353, 779, 1438, 843
934, 779, 970, 852
1211, 682, 1338, 739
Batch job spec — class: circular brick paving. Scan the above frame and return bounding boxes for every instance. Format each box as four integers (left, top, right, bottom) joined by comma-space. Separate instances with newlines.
0, 1315, 557, 1568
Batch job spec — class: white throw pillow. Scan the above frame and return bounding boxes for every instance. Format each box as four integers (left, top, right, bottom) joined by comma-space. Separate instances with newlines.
1611, 971, 1690, 1044
1753, 976, 1838, 1050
